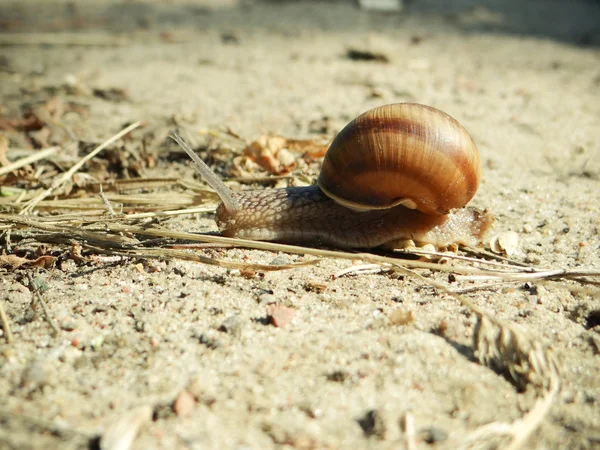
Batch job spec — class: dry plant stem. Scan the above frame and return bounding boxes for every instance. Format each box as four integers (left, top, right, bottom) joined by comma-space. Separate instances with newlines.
104, 224, 600, 282
28, 275, 59, 336
403, 247, 531, 271
403, 413, 417, 450
84, 244, 319, 272
1, 214, 598, 282
0, 146, 60, 177
125, 206, 215, 220
452, 269, 600, 283
19, 121, 142, 215
0, 301, 14, 343
99, 186, 117, 216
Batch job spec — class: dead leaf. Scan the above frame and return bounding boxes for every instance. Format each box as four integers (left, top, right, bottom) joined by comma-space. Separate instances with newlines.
0, 253, 57, 270
240, 135, 327, 175
0, 109, 46, 132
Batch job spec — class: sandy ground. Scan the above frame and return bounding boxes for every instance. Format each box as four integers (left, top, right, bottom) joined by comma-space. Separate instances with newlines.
1, 1, 599, 449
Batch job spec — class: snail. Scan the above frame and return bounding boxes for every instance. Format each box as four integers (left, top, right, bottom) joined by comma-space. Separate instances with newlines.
170, 103, 494, 249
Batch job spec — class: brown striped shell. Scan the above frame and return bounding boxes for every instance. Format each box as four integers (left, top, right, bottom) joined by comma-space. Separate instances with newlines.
317, 103, 481, 215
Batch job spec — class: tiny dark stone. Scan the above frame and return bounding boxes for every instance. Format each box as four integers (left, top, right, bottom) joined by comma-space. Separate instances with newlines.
358, 409, 387, 439
219, 314, 243, 337
418, 426, 448, 444
326, 370, 349, 383
346, 48, 389, 63
221, 32, 240, 45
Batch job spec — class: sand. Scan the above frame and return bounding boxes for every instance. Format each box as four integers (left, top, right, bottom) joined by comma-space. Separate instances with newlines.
0, 1, 599, 449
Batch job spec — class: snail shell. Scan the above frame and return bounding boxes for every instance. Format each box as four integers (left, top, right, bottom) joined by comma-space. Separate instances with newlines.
318, 103, 481, 215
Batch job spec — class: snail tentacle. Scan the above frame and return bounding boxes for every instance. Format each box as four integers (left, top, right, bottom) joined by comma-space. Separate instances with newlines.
169, 131, 241, 213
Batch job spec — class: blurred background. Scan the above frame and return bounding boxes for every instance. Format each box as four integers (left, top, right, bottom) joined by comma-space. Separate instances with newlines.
1, 0, 599, 46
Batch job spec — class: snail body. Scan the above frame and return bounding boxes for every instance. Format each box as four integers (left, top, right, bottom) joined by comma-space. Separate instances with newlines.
171, 103, 493, 249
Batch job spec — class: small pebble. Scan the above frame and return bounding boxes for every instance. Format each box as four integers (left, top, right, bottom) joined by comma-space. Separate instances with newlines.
358, 409, 387, 439
269, 255, 290, 266
490, 231, 520, 256
60, 318, 78, 331
60, 346, 83, 364
258, 293, 277, 305
266, 305, 296, 327
219, 314, 243, 337
173, 390, 196, 417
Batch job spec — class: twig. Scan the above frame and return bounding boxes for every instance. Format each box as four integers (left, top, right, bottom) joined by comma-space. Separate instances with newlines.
334, 263, 391, 278
452, 269, 600, 283
0, 300, 14, 343
99, 185, 117, 216
19, 121, 142, 215
0, 146, 60, 177
83, 244, 320, 272
403, 413, 417, 450
124, 206, 215, 220
398, 247, 532, 271
451, 280, 524, 294
28, 275, 59, 336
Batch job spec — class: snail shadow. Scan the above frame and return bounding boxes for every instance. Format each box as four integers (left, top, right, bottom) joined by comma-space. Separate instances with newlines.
1, 0, 598, 47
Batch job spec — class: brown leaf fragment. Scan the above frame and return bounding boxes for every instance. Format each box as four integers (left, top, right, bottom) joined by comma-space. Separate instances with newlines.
305, 279, 328, 292
242, 135, 329, 175
266, 305, 296, 328
0, 110, 46, 132
0, 253, 56, 270
286, 138, 329, 160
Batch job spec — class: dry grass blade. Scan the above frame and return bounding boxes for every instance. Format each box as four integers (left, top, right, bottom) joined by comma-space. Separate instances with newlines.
0, 215, 318, 271
87, 245, 319, 272
30, 192, 203, 212
0, 146, 60, 177
2, 213, 598, 284
402, 413, 417, 450
398, 247, 532, 271
27, 275, 60, 336
102, 224, 600, 282
19, 121, 142, 215
334, 263, 391, 278
452, 268, 600, 283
